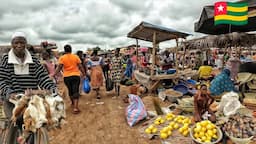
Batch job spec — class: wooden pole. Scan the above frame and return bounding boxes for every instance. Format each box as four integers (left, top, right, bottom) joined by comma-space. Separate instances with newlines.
182, 39, 186, 70
175, 38, 179, 72
151, 32, 156, 76
136, 39, 139, 70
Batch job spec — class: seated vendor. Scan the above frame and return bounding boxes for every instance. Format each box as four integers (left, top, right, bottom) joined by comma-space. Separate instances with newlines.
209, 69, 236, 96
194, 84, 216, 123
160, 50, 173, 70
198, 60, 213, 80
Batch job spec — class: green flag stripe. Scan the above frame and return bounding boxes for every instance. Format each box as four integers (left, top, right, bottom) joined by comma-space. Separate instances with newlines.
214, 20, 248, 26
227, 2, 248, 7
227, 11, 248, 16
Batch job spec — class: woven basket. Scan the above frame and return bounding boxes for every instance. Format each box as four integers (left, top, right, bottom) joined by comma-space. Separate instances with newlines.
190, 125, 223, 144
225, 132, 254, 144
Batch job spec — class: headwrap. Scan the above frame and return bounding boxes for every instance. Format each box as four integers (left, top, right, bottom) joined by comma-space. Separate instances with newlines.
11, 31, 26, 40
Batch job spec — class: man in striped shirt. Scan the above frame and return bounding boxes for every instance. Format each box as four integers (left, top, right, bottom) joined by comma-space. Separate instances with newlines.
0, 32, 57, 119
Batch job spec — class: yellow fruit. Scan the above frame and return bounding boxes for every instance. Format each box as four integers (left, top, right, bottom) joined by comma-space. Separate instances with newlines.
196, 124, 202, 129
183, 123, 189, 128
162, 127, 169, 133
174, 124, 179, 129
196, 123, 201, 127
148, 125, 154, 130
199, 131, 204, 137
205, 140, 211, 143
206, 136, 212, 142
178, 119, 183, 123
154, 121, 161, 125
201, 136, 207, 141
167, 130, 172, 136
201, 127, 207, 132
206, 120, 211, 124
167, 126, 173, 131
169, 122, 175, 126
201, 121, 207, 126
160, 119, 165, 124
182, 130, 189, 137
152, 128, 158, 133
145, 128, 151, 134
212, 128, 217, 134
194, 127, 200, 133
194, 133, 199, 138
179, 128, 184, 133
207, 130, 214, 137
212, 134, 218, 139
206, 124, 214, 130
160, 132, 168, 139
166, 117, 172, 121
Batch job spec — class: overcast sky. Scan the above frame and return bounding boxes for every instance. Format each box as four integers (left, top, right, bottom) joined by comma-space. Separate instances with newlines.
0, 0, 237, 52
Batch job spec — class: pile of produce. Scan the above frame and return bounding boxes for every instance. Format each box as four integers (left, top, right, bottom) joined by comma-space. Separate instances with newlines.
223, 114, 256, 139
144, 113, 192, 139
191, 120, 221, 143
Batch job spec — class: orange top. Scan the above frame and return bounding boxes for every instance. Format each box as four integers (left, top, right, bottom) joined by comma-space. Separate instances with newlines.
59, 53, 81, 77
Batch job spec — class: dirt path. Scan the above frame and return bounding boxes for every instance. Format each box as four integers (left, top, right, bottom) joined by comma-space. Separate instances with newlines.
49, 85, 160, 144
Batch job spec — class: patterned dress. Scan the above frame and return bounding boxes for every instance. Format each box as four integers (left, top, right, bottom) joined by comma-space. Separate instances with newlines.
111, 56, 122, 83
209, 69, 236, 96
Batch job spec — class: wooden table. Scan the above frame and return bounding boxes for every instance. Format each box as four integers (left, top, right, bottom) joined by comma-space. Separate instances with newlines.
134, 69, 198, 93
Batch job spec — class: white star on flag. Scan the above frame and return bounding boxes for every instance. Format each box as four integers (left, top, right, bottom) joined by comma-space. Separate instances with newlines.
217, 5, 224, 12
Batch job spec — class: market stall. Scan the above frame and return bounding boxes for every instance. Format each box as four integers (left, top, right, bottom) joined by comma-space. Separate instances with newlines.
127, 21, 196, 92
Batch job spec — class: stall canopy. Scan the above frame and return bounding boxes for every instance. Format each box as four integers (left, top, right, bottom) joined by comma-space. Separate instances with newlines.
127, 21, 190, 43
195, 0, 256, 35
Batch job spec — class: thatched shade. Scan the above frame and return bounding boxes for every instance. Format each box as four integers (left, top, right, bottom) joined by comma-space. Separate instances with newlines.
183, 32, 256, 49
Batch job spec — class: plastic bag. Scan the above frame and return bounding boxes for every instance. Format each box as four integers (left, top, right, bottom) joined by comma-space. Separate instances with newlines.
218, 92, 241, 116
83, 78, 91, 93
105, 78, 113, 91
126, 94, 147, 127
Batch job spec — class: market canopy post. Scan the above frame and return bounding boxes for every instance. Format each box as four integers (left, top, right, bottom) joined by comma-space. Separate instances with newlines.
195, 0, 256, 35
127, 21, 190, 75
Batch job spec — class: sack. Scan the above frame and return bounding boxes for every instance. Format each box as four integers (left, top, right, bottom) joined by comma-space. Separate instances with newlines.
106, 78, 114, 91
83, 78, 91, 93
219, 92, 241, 116
126, 94, 147, 127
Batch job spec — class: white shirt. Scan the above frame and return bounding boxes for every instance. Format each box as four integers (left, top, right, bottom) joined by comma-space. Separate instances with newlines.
8, 49, 33, 75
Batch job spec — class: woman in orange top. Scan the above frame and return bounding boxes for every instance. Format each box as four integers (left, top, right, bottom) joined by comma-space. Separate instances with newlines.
52, 44, 86, 114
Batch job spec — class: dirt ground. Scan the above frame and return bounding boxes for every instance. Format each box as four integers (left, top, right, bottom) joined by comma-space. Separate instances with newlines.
49, 84, 160, 144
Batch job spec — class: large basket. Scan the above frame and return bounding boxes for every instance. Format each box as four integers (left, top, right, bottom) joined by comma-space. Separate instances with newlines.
165, 89, 183, 103
190, 125, 223, 144
225, 132, 254, 144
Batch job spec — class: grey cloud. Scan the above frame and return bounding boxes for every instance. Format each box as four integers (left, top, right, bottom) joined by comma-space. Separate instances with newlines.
0, 0, 226, 50
0, 0, 60, 14
36, 27, 71, 41
109, 0, 153, 15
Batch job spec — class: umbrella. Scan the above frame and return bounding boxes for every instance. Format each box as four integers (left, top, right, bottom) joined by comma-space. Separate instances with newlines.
195, 0, 256, 35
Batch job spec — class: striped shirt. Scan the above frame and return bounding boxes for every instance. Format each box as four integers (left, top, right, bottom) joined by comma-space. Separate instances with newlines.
0, 52, 57, 100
